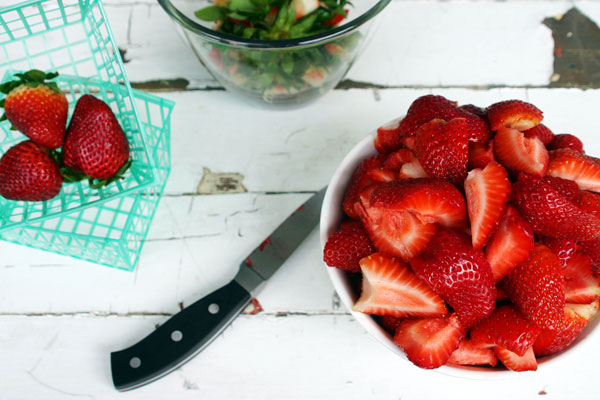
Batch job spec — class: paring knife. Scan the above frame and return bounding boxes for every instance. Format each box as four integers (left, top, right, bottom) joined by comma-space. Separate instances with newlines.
110, 187, 326, 391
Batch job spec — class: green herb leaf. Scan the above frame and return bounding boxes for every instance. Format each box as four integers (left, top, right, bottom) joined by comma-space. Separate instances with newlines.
195, 6, 229, 22
229, 0, 260, 13
290, 13, 318, 38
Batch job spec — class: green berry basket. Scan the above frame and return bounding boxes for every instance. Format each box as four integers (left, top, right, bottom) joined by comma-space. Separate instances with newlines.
0, 0, 174, 271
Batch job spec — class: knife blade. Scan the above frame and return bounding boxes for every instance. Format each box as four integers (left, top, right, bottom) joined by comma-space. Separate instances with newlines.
110, 187, 326, 391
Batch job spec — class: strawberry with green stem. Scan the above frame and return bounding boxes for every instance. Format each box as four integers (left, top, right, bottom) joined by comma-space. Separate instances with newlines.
0, 69, 67, 150
61, 94, 131, 189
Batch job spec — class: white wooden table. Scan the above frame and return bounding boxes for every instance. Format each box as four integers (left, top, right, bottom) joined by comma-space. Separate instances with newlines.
2, 0, 600, 398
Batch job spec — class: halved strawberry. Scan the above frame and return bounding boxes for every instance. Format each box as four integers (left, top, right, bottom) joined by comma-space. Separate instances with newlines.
366, 167, 396, 183
470, 305, 541, 356
399, 95, 491, 142
485, 205, 534, 282
342, 155, 384, 219
493, 127, 548, 176
468, 141, 494, 170
547, 134, 584, 153
512, 173, 600, 241
523, 123, 555, 145
383, 148, 415, 171
353, 253, 447, 318
464, 161, 511, 249
410, 228, 496, 328
563, 252, 600, 304
487, 100, 543, 131
447, 339, 497, 367
538, 237, 578, 269
399, 159, 428, 179
572, 191, 600, 218
415, 118, 469, 185
393, 313, 466, 369
368, 179, 467, 228
500, 243, 565, 330
533, 298, 600, 357
374, 120, 402, 154
323, 220, 376, 273
356, 185, 438, 260
547, 149, 600, 192
495, 346, 537, 372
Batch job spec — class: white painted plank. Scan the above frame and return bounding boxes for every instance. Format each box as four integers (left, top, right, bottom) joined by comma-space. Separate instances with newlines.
0, 193, 340, 314
1, 314, 598, 399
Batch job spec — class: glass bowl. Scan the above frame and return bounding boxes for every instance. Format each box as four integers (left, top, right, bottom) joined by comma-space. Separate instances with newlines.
158, 0, 391, 107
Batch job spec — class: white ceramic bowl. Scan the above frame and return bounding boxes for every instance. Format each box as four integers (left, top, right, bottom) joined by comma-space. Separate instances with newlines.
319, 119, 600, 377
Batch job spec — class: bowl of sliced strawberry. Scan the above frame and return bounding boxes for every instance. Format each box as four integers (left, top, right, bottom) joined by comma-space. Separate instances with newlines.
321, 95, 600, 373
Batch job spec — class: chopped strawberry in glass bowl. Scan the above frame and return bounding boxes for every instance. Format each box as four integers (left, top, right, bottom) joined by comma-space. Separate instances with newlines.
320, 95, 600, 375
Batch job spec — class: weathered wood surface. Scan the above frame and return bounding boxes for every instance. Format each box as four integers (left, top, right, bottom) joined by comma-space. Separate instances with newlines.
2, 0, 600, 398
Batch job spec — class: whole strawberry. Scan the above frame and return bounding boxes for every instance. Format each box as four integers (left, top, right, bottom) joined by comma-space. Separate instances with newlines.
410, 228, 496, 328
0, 140, 62, 201
63, 94, 130, 181
0, 70, 67, 149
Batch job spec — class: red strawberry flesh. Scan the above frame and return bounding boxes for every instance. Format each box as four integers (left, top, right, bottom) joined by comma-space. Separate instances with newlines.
353, 253, 447, 318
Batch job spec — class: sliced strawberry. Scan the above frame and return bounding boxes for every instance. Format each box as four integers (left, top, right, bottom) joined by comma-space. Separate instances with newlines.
493, 127, 548, 176
487, 100, 543, 131
572, 191, 600, 218
447, 339, 497, 367
500, 243, 565, 330
547, 148, 600, 192
353, 253, 447, 318
415, 118, 469, 185
523, 123, 555, 145
470, 305, 541, 356
468, 141, 494, 170
400, 95, 491, 142
393, 313, 466, 369
485, 205, 534, 282
399, 159, 428, 179
547, 133, 584, 153
374, 120, 402, 154
356, 185, 438, 260
464, 161, 511, 249
538, 237, 578, 269
495, 346, 537, 372
366, 168, 396, 183
541, 175, 580, 202
410, 228, 496, 328
383, 149, 415, 171
399, 136, 416, 152
368, 179, 467, 228
533, 299, 599, 357
563, 252, 600, 304
342, 155, 384, 219
512, 173, 600, 241
323, 220, 376, 273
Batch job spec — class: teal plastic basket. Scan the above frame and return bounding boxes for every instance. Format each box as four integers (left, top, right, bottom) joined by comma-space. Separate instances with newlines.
0, 0, 174, 271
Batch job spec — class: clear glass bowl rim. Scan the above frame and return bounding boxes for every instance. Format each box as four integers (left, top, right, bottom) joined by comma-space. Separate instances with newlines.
157, 0, 392, 49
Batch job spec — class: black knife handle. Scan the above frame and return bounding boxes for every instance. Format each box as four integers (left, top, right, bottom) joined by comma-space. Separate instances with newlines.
110, 280, 252, 391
